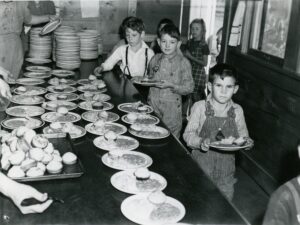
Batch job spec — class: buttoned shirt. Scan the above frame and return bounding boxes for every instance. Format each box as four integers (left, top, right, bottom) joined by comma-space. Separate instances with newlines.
148, 53, 194, 100
183, 94, 249, 149
102, 41, 154, 77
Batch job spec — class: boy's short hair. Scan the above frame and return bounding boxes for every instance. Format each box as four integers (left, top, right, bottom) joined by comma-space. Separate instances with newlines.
209, 63, 238, 84
159, 24, 180, 40
157, 18, 174, 36
124, 17, 145, 33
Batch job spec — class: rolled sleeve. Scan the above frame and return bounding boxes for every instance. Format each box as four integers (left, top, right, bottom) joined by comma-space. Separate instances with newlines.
102, 46, 123, 71
183, 101, 205, 149
173, 58, 194, 95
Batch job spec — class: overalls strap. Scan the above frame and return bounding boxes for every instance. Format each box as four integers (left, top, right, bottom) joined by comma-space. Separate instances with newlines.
124, 46, 148, 78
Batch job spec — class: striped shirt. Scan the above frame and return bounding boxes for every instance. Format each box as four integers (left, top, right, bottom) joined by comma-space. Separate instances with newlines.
183, 94, 249, 149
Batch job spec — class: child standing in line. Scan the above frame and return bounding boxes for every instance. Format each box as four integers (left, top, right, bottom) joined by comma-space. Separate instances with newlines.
184, 19, 210, 103
183, 63, 253, 200
147, 24, 194, 138
94, 17, 154, 78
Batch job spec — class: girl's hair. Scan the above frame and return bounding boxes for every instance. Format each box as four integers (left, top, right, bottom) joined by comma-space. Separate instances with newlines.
209, 63, 238, 84
159, 24, 180, 40
157, 18, 174, 36
190, 18, 206, 42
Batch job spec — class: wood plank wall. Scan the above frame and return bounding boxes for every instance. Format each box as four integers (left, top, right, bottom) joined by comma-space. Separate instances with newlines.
227, 48, 300, 194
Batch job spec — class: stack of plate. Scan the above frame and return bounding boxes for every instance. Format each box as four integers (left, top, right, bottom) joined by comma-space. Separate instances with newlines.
29, 28, 52, 59
78, 30, 99, 60
54, 26, 81, 70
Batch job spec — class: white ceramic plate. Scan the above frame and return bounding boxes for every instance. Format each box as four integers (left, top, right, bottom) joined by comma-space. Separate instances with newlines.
42, 101, 77, 111
79, 93, 111, 102
41, 112, 81, 123
47, 85, 77, 93
16, 78, 45, 86
6, 106, 45, 117
26, 66, 51, 72
48, 78, 77, 86
85, 122, 127, 136
13, 86, 47, 96
51, 69, 75, 77
78, 101, 114, 111
77, 85, 107, 93
25, 58, 52, 64
45, 93, 79, 102
122, 114, 160, 125
129, 125, 170, 139
93, 135, 139, 151
118, 103, 153, 114
43, 124, 86, 139
1, 117, 44, 130
111, 170, 167, 194
10, 95, 45, 105
121, 193, 185, 225
24, 71, 51, 79
209, 142, 252, 152
81, 111, 119, 123
101, 150, 153, 170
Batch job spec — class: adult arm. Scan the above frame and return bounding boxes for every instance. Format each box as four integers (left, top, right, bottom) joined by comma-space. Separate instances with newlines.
0, 172, 52, 214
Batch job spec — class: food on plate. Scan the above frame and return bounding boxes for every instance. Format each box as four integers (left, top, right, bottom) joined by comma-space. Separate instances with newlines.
104, 131, 117, 142
130, 124, 143, 132
83, 92, 94, 99
57, 94, 68, 100
127, 113, 138, 123
46, 160, 63, 174
17, 86, 27, 93
57, 106, 69, 115
137, 105, 148, 113
97, 82, 106, 89
233, 136, 246, 146
134, 167, 150, 181
50, 122, 62, 130
149, 201, 181, 222
93, 119, 105, 128
107, 150, 124, 161
31, 135, 49, 149
7, 166, 25, 178
26, 167, 44, 177
98, 111, 108, 120
148, 191, 167, 205
92, 101, 104, 110
54, 85, 65, 92
89, 74, 97, 81
62, 152, 77, 165
44, 101, 58, 109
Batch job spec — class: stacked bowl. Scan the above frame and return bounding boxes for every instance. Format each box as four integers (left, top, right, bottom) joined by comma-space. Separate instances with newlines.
29, 27, 52, 59
78, 30, 99, 60
54, 26, 81, 70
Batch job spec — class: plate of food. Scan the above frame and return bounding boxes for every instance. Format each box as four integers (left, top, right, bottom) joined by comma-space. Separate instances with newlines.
79, 92, 111, 102
48, 77, 77, 86
129, 124, 170, 139
111, 168, 167, 194
1, 117, 44, 130
133, 77, 162, 86
24, 71, 51, 79
42, 101, 77, 111
41, 111, 81, 123
122, 113, 159, 125
16, 78, 45, 86
43, 122, 86, 139
101, 150, 152, 170
51, 69, 75, 77
25, 58, 52, 65
94, 133, 139, 151
26, 66, 52, 73
10, 95, 45, 105
209, 137, 253, 151
81, 111, 119, 123
121, 191, 185, 225
77, 84, 107, 93
85, 121, 127, 136
77, 76, 105, 86
78, 101, 114, 111
45, 93, 79, 102
118, 101, 153, 114
13, 86, 47, 96
47, 85, 77, 93
6, 106, 45, 117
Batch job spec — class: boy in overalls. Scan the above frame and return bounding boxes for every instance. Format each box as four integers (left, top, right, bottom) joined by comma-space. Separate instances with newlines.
183, 63, 253, 200
94, 17, 154, 79
147, 24, 194, 138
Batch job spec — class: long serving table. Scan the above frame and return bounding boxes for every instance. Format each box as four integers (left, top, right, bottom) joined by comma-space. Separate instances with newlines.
0, 60, 248, 225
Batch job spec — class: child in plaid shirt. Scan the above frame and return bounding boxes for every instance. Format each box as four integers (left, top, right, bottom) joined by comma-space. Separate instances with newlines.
184, 19, 210, 103
148, 24, 194, 138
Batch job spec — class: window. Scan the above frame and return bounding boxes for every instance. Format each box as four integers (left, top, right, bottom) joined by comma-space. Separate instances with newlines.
249, 0, 292, 59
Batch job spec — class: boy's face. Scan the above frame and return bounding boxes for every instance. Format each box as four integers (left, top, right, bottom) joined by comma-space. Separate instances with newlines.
125, 28, 144, 47
191, 23, 203, 39
208, 76, 239, 104
158, 34, 181, 55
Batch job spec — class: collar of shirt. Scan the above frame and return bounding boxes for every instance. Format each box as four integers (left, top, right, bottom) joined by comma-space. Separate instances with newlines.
162, 52, 179, 62
206, 94, 234, 115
